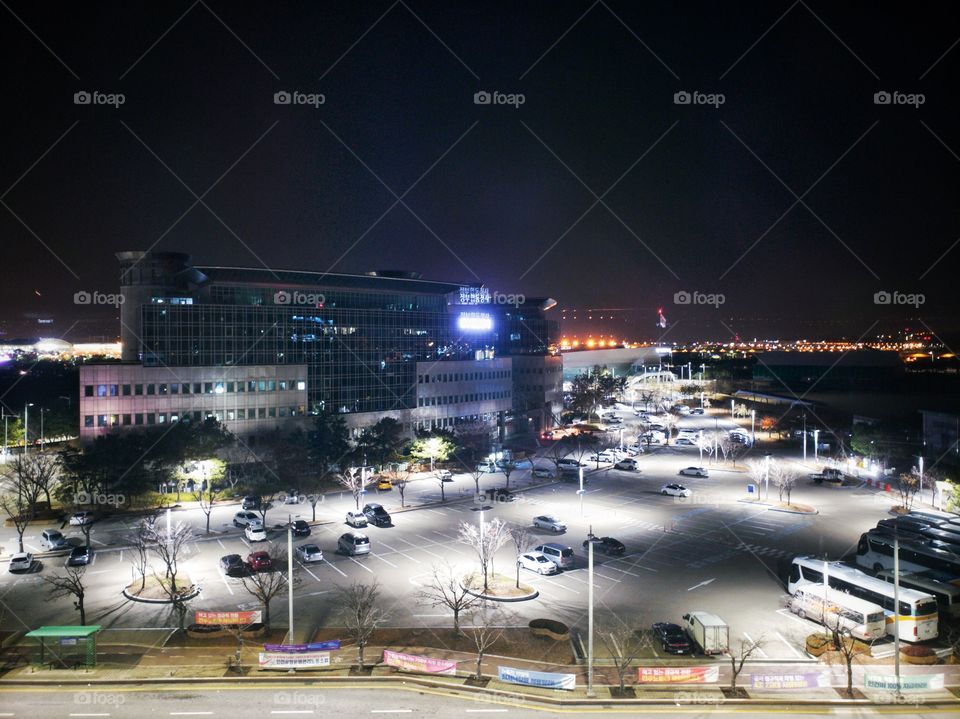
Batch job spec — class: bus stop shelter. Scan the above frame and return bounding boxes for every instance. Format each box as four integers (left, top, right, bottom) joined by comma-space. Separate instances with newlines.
25, 626, 101, 668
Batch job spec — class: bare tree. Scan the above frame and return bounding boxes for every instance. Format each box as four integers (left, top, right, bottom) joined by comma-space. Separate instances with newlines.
822, 612, 868, 697
337, 580, 387, 669
417, 562, 482, 636
436, 473, 447, 503
729, 635, 765, 691
339, 468, 374, 511
458, 517, 509, 594
465, 604, 505, 680
501, 461, 515, 490
12, 453, 59, 515
897, 470, 921, 512
598, 622, 649, 695
773, 464, 799, 506
127, 517, 155, 592
145, 520, 193, 593
42, 567, 87, 625
746, 459, 768, 499
395, 477, 408, 508
193, 483, 216, 534
662, 414, 679, 445
156, 572, 194, 630
239, 550, 299, 626
508, 525, 533, 589
0, 494, 29, 552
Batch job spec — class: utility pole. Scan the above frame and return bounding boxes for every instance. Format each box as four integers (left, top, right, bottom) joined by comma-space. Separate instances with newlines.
288, 514, 295, 647
894, 532, 902, 699
802, 413, 807, 462
586, 538, 595, 697
813, 429, 820, 462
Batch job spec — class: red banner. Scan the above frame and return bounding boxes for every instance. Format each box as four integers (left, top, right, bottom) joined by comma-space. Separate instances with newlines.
383, 649, 457, 675
194, 610, 262, 625
637, 666, 719, 683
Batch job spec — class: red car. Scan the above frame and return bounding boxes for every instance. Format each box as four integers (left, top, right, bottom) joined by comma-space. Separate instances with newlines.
246, 551, 272, 571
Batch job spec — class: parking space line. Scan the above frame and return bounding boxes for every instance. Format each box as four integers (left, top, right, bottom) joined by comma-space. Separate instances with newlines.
532, 576, 580, 594
298, 562, 321, 582
742, 631, 767, 658
775, 631, 804, 658
372, 553, 398, 568
322, 559, 347, 577
424, 509, 444, 515
218, 568, 235, 595
377, 539, 421, 564
349, 557, 374, 573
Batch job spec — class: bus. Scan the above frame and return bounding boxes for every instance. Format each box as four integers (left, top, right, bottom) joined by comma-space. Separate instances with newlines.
876, 569, 960, 619
857, 531, 960, 580
787, 556, 938, 641
789, 583, 886, 640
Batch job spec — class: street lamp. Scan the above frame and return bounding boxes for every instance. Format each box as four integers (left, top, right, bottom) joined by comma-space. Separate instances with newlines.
813, 429, 820, 462
578, 466, 585, 517
288, 513, 295, 647
750, 409, 756, 445
24, 403, 34, 454
730, 399, 735, 417
586, 537, 595, 698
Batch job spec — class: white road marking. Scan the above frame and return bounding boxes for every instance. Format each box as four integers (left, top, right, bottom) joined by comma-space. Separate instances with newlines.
218, 569, 234, 595
23, 542, 39, 552
687, 578, 716, 591
271, 712, 314, 715
349, 557, 374, 573
424, 508, 444, 515
217, 539, 225, 549
170, 714, 214, 716
412, 614, 448, 617
372, 553, 398, 568
742, 631, 768, 658
775, 631, 804, 658
370, 711, 412, 714
70, 715, 110, 717
465, 710, 508, 713
86, 569, 112, 575
322, 559, 347, 578
533, 576, 580, 594
297, 562, 321, 582
304, 590, 332, 597
90, 538, 107, 546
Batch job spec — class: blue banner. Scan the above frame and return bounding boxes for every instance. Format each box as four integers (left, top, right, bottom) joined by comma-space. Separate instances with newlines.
263, 640, 340, 653
498, 666, 576, 690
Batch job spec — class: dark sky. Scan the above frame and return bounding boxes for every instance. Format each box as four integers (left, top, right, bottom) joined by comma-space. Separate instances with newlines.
1, 1, 958, 343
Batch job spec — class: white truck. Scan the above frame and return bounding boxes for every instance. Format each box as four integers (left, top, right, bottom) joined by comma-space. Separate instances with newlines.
681, 611, 729, 655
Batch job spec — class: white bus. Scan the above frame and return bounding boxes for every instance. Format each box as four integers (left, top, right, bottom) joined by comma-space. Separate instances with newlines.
876, 569, 960, 619
857, 531, 960, 580
789, 583, 886, 640
787, 557, 938, 642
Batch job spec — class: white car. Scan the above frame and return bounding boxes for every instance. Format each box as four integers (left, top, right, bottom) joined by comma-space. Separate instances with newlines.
245, 522, 267, 542
8, 552, 33, 572
556, 458, 585, 469
661, 483, 692, 497
533, 467, 555, 478
517, 551, 559, 575
69, 511, 95, 526
614, 458, 638, 471
282, 494, 302, 505
437, 469, 453, 481
233, 511, 260, 527
533, 515, 567, 532
674, 437, 695, 446
294, 544, 324, 563
678, 467, 709, 478
345, 511, 368, 528
690, 408, 705, 415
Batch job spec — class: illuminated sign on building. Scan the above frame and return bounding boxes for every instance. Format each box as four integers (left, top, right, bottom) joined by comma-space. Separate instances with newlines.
458, 312, 493, 332
458, 287, 492, 305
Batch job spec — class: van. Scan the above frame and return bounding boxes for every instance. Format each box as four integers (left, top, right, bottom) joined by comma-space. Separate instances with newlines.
533, 543, 574, 569
41, 529, 67, 551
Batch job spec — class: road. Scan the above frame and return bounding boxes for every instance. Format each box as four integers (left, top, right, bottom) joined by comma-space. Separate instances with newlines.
0, 409, 916, 660
0, 686, 953, 718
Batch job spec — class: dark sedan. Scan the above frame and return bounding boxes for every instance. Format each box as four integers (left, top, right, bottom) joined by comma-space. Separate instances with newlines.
219, 554, 245, 576
362, 503, 392, 527
289, 519, 311, 537
66, 546, 93, 567
582, 536, 625, 556
652, 622, 692, 654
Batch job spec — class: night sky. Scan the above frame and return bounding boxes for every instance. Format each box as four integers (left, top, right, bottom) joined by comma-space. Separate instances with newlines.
2, 1, 958, 343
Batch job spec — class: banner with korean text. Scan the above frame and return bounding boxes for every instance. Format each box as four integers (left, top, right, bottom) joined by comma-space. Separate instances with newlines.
383, 650, 457, 675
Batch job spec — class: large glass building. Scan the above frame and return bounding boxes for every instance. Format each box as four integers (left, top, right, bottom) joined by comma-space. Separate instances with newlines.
80, 251, 561, 443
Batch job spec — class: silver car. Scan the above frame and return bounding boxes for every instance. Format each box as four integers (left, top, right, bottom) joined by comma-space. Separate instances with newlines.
294, 544, 324, 563
533, 515, 567, 532
517, 551, 559, 575
338, 532, 370, 556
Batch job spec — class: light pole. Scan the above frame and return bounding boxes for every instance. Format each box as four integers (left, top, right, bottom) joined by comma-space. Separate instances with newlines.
813, 429, 820, 462
288, 514, 295, 646
802, 414, 807, 462
918, 455, 925, 503
894, 532, 902, 698
730, 399, 735, 417
586, 538, 595, 697
750, 409, 756, 446
618, 427, 624, 452
578, 466, 585, 517
698, 430, 704, 464
39, 407, 46, 451
24, 403, 33, 454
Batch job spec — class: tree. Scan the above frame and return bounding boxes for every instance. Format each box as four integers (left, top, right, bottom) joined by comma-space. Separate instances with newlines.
357, 418, 405, 469
12, 453, 59, 515
146, 520, 193, 594
339, 467, 374, 511
465, 604, 505, 680
436, 473, 448, 503
338, 580, 387, 669
746, 459, 769, 499
501, 461, 516, 490
43, 567, 87, 625
458, 517, 509, 594
417, 562, 482, 636
193, 483, 216, 534
598, 623, 648, 695
0, 494, 29, 552
662, 414, 679, 445
239, 549, 299, 626
409, 434, 455, 473
157, 572, 194, 631
897, 469, 921, 512
760, 415, 777, 437
728, 635, 765, 691
128, 517, 154, 592
569, 366, 625, 420
773, 464, 799, 506
508, 525, 533, 589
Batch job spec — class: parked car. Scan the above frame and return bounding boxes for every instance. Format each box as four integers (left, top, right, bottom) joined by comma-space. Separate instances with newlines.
437, 469, 453, 481
289, 519, 311, 537
40, 529, 67, 551
345, 511, 368, 528
678, 467, 709, 478
282, 493, 302, 505
294, 544, 324, 563
219, 554, 245, 576
487, 487, 516, 502
533, 467, 555, 478
582, 536, 625, 556
363, 503, 392, 527
338, 532, 371, 555
556, 458, 585, 469
376, 478, 393, 491
67, 546, 93, 566
533, 515, 567, 532
652, 622, 692, 654
614, 458, 638, 471
517, 551, 559, 575
533, 542, 575, 568
674, 437, 695, 446
476, 462, 496, 473
245, 522, 267, 542
241, 495, 261, 510
247, 551, 272, 571
69, 511, 95, 526
8, 552, 34, 573
690, 408, 705, 415
233, 511, 260, 527
661, 483, 692, 498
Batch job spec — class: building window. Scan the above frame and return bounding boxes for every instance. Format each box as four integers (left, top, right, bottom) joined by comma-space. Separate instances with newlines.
258, 381, 266, 392
97, 385, 108, 397
122, 384, 131, 396
193, 383, 201, 394
297, 380, 306, 391
135, 413, 144, 425
248, 381, 257, 392
182, 383, 190, 394
146, 384, 155, 395
158, 413, 167, 424
279, 380, 287, 391
84, 385, 94, 397
171, 383, 179, 394
227, 410, 235, 420
122, 414, 131, 425
159, 383, 167, 395
146, 413, 155, 425
97, 415, 107, 427
227, 382, 235, 393
84, 415, 93, 427
204, 383, 213, 394
268, 380, 276, 391
237, 382, 245, 392
268, 407, 276, 417
237, 408, 245, 419
258, 407, 266, 419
